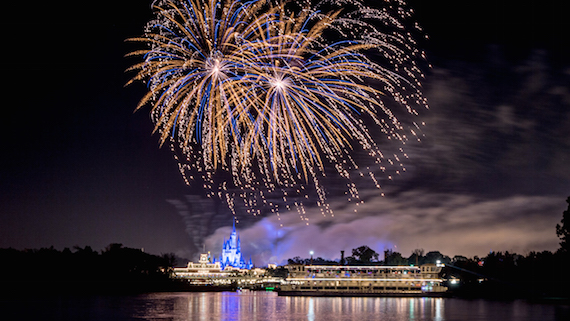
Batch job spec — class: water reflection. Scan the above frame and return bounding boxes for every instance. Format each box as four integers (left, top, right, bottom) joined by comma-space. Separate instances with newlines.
127, 292, 570, 321
435, 297, 443, 321
307, 298, 314, 321
4, 291, 568, 320
135, 292, 447, 321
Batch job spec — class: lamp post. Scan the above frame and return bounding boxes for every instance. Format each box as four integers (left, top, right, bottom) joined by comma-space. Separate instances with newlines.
310, 250, 314, 266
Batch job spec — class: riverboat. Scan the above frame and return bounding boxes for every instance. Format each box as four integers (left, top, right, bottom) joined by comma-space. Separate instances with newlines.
278, 263, 448, 297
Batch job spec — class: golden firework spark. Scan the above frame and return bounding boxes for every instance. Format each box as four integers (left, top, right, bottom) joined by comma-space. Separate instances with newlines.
127, 0, 428, 221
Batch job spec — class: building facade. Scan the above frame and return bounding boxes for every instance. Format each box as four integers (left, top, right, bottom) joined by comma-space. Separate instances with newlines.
172, 253, 227, 280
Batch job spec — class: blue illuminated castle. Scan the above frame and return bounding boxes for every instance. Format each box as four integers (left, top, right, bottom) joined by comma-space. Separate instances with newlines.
216, 222, 253, 270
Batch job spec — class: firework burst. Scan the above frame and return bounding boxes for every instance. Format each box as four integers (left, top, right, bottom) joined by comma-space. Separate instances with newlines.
127, 0, 428, 222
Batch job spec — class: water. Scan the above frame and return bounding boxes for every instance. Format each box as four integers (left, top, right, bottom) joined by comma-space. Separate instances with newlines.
2, 291, 569, 321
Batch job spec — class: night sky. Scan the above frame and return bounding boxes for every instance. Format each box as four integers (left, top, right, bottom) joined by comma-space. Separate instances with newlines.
1, 0, 569, 265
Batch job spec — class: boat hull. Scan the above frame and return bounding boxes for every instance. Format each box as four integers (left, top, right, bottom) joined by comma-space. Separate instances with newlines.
277, 290, 448, 297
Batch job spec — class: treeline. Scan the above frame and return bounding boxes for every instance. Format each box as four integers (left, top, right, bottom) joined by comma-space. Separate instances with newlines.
442, 250, 570, 299
287, 246, 455, 266
445, 196, 570, 299
0, 243, 184, 294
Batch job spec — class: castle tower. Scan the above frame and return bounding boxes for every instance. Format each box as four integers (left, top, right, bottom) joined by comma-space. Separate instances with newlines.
219, 221, 253, 270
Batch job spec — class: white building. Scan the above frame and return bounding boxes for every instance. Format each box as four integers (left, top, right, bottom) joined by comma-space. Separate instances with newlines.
173, 253, 227, 279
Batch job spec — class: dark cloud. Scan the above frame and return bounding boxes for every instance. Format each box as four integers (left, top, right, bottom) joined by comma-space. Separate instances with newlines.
204, 192, 565, 265
394, 47, 570, 196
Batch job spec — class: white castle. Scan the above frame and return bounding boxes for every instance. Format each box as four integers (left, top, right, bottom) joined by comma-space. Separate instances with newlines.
215, 221, 253, 270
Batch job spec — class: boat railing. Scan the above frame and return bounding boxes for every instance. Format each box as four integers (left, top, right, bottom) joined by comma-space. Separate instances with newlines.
289, 272, 422, 280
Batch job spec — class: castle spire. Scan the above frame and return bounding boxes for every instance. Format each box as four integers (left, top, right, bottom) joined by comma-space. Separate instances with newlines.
219, 221, 251, 270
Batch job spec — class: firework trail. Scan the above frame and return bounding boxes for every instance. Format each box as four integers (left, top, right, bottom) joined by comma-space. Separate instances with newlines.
127, 0, 427, 222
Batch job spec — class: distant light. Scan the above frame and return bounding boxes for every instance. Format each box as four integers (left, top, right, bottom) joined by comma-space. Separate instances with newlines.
310, 251, 314, 256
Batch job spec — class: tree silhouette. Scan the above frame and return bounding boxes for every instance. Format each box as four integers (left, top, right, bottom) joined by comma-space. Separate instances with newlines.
424, 251, 451, 264
556, 196, 570, 252
384, 250, 407, 265
352, 245, 379, 263
408, 248, 425, 266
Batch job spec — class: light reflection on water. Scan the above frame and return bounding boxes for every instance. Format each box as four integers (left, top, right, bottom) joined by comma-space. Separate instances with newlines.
2, 291, 568, 320
131, 292, 570, 321
134, 292, 446, 321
